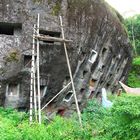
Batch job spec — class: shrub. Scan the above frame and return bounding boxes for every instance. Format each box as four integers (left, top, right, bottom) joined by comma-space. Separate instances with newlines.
1, 95, 140, 140
95, 95, 140, 140
128, 57, 140, 87
82, 95, 140, 140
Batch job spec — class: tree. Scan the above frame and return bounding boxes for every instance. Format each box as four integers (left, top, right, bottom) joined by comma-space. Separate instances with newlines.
125, 14, 140, 56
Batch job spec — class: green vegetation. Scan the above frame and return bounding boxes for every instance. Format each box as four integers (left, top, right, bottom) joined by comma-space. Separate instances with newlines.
125, 14, 140, 55
0, 107, 92, 140
125, 15, 140, 87
43, 0, 63, 16
127, 57, 140, 87
4, 50, 20, 63
82, 95, 140, 140
52, 0, 62, 16
1, 95, 140, 140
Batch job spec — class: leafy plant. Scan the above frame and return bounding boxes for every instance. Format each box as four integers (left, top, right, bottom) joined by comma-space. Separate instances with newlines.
125, 14, 140, 55
1, 95, 140, 140
127, 57, 140, 87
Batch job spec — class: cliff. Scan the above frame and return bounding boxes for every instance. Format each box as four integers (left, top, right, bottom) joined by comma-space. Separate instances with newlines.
0, 0, 132, 117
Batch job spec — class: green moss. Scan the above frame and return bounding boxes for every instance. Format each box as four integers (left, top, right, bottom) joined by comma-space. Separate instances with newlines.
52, 0, 62, 16
4, 50, 20, 63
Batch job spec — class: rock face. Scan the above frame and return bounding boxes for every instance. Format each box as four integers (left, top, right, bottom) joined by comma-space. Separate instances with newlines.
0, 0, 132, 116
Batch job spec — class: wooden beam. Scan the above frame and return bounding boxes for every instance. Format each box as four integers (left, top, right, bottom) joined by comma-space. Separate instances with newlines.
34, 35, 72, 43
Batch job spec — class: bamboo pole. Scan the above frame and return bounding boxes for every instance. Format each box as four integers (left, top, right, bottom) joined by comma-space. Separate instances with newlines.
34, 35, 72, 43
41, 82, 71, 111
59, 16, 82, 127
33, 24, 37, 121
29, 71, 33, 123
29, 26, 35, 123
37, 13, 41, 124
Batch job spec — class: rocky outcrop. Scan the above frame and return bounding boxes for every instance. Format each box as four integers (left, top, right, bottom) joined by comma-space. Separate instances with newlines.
0, 0, 132, 116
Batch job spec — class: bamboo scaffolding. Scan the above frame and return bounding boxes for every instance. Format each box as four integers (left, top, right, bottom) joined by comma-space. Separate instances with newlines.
30, 14, 80, 126
34, 35, 72, 43
36, 14, 41, 124
29, 26, 36, 123
33, 24, 37, 121
59, 16, 82, 127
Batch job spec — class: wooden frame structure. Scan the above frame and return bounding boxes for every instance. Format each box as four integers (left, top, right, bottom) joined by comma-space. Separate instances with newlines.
30, 14, 82, 127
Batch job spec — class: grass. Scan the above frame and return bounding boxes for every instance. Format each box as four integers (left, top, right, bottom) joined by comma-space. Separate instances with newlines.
1, 94, 140, 139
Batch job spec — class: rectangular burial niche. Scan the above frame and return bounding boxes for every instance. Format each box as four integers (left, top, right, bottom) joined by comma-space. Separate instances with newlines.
40, 85, 47, 97
39, 29, 61, 44
101, 48, 107, 60
63, 91, 73, 102
40, 77, 47, 86
80, 88, 85, 94
89, 79, 97, 98
0, 22, 22, 35
24, 55, 32, 68
90, 78, 97, 87
88, 49, 97, 64
6, 84, 19, 96
82, 70, 88, 78
56, 108, 66, 116
106, 83, 111, 89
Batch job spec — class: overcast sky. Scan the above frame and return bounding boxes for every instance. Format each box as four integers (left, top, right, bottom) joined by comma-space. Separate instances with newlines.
105, 0, 140, 18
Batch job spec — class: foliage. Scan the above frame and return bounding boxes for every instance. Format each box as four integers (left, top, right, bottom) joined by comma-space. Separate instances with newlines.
4, 50, 20, 63
125, 14, 140, 55
52, 0, 62, 16
0, 107, 26, 140
45, 0, 62, 16
0, 107, 92, 140
1, 95, 140, 140
127, 57, 140, 87
133, 57, 140, 65
105, 95, 140, 140
82, 99, 110, 134
82, 95, 140, 140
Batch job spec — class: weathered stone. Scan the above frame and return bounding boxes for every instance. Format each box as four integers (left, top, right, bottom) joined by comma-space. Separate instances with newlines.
0, 0, 132, 117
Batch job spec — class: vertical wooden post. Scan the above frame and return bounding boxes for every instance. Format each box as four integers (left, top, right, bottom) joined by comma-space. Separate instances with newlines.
36, 13, 41, 124
59, 16, 82, 127
33, 24, 37, 121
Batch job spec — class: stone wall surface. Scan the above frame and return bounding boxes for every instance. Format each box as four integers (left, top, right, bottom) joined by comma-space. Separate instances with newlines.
0, 0, 132, 117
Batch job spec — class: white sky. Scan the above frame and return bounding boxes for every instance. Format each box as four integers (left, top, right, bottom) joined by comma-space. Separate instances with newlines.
105, 0, 140, 18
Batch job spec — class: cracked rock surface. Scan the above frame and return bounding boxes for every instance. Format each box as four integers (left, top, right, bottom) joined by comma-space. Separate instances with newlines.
0, 0, 132, 117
